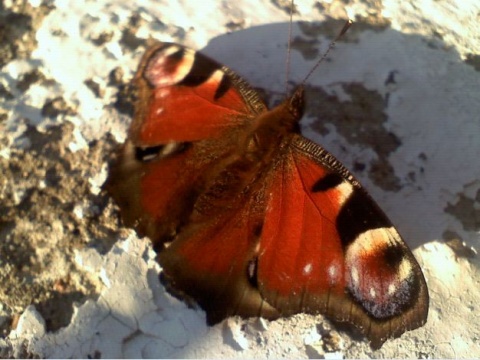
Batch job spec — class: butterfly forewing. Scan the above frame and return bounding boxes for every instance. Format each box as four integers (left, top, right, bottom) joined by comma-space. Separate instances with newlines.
131, 42, 267, 144
107, 42, 268, 246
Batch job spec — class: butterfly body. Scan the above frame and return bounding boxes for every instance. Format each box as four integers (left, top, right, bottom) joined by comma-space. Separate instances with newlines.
107, 41, 428, 349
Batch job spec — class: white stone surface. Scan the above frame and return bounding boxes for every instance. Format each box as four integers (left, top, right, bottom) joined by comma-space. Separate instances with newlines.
2, 0, 479, 358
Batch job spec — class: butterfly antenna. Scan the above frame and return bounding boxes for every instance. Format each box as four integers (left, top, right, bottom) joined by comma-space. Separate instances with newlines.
284, 0, 294, 95
301, 19, 353, 86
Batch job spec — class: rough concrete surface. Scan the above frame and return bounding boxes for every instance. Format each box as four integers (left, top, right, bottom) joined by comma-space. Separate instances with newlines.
0, 0, 479, 358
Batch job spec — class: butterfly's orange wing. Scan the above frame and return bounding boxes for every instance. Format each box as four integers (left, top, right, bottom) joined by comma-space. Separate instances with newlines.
107, 42, 267, 245
156, 133, 428, 349
158, 194, 280, 324
257, 136, 429, 349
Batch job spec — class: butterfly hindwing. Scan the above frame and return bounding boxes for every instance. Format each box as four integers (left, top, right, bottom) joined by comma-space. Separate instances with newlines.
257, 135, 428, 348
158, 193, 279, 325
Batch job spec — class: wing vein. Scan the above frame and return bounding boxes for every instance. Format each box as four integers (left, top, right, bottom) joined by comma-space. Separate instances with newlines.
290, 149, 336, 228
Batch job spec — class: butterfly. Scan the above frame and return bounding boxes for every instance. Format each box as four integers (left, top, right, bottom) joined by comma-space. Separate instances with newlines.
106, 29, 428, 349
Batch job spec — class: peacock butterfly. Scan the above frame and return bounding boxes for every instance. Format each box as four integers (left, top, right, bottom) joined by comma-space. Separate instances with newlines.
106, 18, 428, 350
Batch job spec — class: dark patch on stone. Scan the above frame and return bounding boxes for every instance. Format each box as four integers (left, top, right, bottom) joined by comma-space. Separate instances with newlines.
0, 2, 53, 68
0, 12, 33, 67
225, 20, 246, 32
0, 83, 14, 100
407, 171, 416, 182
297, 16, 390, 46
120, 28, 146, 51
0, 339, 41, 358
108, 67, 125, 86
445, 190, 480, 232
423, 36, 446, 50
36, 287, 90, 332
0, 110, 7, 122
369, 157, 401, 191
271, 0, 299, 15
290, 36, 320, 60
442, 230, 477, 259
306, 83, 402, 191
90, 31, 114, 46
16, 69, 47, 92
41, 97, 77, 118
384, 70, 398, 86
119, 13, 147, 51
353, 161, 366, 172
84, 79, 104, 98
109, 61, 141, 117
51, 28, 68, 37
113, 80, 136, 116
87, 350, 102, 359
321, 331, 343, 353
465, 53, 480, 72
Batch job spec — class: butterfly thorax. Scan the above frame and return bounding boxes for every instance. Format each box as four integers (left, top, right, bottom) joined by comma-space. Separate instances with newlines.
191, 87, 305, 220
241, 86, 305, 163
